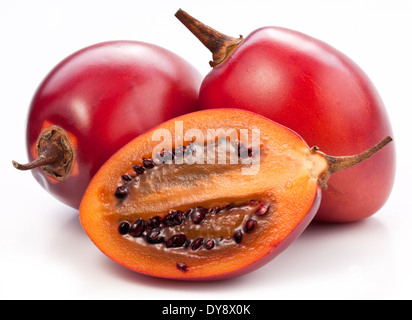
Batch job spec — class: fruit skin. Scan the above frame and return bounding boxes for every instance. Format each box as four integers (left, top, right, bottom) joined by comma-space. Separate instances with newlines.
198, 27, 396, 222
24, 41, 202, 209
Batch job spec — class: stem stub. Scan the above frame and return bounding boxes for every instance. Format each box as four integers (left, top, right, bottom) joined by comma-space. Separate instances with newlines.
175, 9, 243, 67
12, 125, 75, 181
311, 136, 393, 189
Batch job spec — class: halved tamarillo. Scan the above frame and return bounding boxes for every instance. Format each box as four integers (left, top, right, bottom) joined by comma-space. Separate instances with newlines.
175, 9, 396, 223
12, 41, 201, 209
79, 109, 392, 280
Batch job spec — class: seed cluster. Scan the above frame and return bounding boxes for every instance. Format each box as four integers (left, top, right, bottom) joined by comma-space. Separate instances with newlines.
114, 141, 256, 201
113, 158, 156, 200
117, 201, 270, 251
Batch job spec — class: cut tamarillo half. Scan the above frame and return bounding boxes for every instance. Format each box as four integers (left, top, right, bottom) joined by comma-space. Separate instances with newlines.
79, 109, 392, 280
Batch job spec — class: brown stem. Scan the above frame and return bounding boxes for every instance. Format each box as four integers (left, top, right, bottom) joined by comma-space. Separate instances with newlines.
313, 136, 393, 189
12, 155, 59, 171
326, 136, 393, 174
175, 8, 243, 67
12, 125, 75, 181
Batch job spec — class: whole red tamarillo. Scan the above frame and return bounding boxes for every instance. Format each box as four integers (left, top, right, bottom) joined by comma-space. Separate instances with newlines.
13, 40, 202, 209
175, 9, 396, 222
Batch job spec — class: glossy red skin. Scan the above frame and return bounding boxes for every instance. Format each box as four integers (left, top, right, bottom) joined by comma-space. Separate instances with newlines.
27, 41, 201, 209
199, 27, 396, 222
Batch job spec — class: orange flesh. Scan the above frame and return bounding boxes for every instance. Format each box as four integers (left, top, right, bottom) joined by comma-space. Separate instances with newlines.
79, 109, 320, 280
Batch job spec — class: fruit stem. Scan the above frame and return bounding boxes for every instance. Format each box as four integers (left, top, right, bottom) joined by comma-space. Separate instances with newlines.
12, 125, 75, 181
12, 155, 59, 171
175, 8, 243, 67
313, 136, 393, 189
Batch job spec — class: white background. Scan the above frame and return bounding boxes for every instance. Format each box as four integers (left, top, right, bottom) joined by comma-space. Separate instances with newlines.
1, 0, 411, 300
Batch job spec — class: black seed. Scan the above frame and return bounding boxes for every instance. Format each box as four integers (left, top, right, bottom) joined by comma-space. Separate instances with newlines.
172, 210, 184, 225
147, 216, 161, 229
233, 229, 243, 244
146, 228, 164, 244
163, 211, 175, 227
175, 234, 186, 247
166, 234, 187, 248
191, 207, 208, 224
255, 203, 270, 216
177, 262, 188, 272
142, 158, 155, 169
191, 237, 203, 250
132, 164, 145, 174
204, 239, 215, 250
130, 218, 146, 237
118, 221, 131, 235
244, 218, 256, 233
115, 185, 128, 198
163, 210, 184, 227
121, 174, 132, 183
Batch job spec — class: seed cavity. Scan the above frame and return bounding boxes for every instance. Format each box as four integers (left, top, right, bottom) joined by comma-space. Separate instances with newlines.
113, 140, 260, 200
117, 200, 270, 251
114, 140, 268, 251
